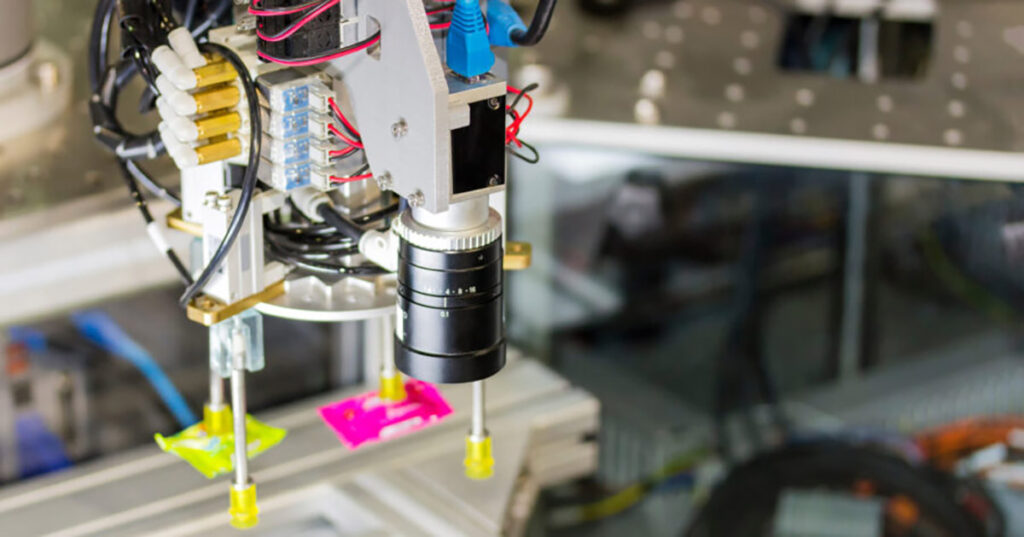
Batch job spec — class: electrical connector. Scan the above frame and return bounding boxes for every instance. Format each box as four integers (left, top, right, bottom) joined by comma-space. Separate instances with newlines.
487, 0, 527, 48
446, 0, 495, 78
260, 108, 310, 139
261, 133, 310, 165
257, 159, 314, 191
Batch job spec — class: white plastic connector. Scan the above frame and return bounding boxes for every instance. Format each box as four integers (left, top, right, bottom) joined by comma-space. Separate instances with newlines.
289, 187, 330, 222
308, 113, 332, 139
151, 46, 197, 90
155, 97, 177, 122
308, 85, 331, 114
308, 140, 334, 166
156, 75, 198, 115
167, 27, 206, 69
159, 122, 200, 169
359, 230, 399, 272
169, 117, 200, 143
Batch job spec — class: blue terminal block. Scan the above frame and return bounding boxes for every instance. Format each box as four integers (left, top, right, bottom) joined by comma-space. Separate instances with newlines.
446, 0, 495, 78
487, 0, 527, 48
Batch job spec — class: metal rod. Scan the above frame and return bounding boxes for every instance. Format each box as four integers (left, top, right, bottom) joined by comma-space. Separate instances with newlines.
230, 328, 248, 489
209, 368, 224, 410
838, 173, 871, 382
471, 380, 485, 438
857, 16, 881, 84
381, 313, 396, 378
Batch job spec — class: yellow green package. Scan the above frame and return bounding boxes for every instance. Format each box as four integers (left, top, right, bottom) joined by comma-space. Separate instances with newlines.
154, 414, 286, 478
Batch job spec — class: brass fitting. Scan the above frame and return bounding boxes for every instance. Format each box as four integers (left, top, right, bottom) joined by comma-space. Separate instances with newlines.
195, 112, 242, 140
195, 136, 241, 164
194, 84, 240, 114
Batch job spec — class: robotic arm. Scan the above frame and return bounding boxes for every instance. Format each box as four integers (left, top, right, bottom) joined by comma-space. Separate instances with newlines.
88, 0, 553, 528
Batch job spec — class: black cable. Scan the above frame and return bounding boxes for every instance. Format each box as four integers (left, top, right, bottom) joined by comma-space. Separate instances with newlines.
352, 202, 400, 226
317, 204, 366, 242
510, 0, 557, 46
252, 0, 324, 13
267, 243, 388, 277
256, 31, 382, 65
117, 160, 193, 285
178, 42, 262, 307
264, 231, 358, 255
507, 82, 539, 111
89, 0, 164, 161
257, 0, 334, 41
508, 140, 539, 164
265, 220, 336, 237
88, 0, 117, 93
506, 84, 540, 164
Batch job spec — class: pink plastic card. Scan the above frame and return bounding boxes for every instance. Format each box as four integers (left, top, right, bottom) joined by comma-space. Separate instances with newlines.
318, 380, 453, 450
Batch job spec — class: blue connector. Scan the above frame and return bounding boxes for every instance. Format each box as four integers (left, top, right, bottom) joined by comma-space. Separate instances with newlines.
487, 0, 526, 48
446, 0, 494, 78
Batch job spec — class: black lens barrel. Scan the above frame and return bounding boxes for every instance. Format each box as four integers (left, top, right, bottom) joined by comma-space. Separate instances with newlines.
394, 237, 505, 383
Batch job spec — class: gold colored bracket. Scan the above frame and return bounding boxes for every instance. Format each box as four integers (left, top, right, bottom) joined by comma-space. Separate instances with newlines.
503, 241, 532, 271
187, 280, 286, 326
166, 208, 202, 237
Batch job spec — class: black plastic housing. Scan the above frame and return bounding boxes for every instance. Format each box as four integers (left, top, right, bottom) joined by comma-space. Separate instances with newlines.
395, 238, 506, 384
255, 0, 343, 61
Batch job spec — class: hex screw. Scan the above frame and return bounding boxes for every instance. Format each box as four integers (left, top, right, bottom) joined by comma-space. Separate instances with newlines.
391, 119, 408, 139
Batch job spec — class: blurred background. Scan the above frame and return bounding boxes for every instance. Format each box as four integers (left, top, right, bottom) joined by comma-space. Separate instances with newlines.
3, 0, 1024, 536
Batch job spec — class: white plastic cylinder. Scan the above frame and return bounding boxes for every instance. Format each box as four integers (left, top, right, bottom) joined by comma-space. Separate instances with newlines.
151, 46, 197, 90
168, 27, 206, 69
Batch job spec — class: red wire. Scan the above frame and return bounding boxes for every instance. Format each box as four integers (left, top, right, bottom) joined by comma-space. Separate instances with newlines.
329, 147, 358, 158
256, 34, 380, 66
430, 22, 452, 30
505, 85, 533, 145
257, 0, 339, 42
330, 173, 374, 184
328, 124, 364, 149
328, 97, 362, 139
248, 0, 321, 16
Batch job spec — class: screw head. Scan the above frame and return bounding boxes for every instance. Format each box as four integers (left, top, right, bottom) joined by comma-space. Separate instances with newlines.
375, 172, 393, 191
487, 97, 501, 110
203, 191, 219, 207
216, 194, 233, 211
488, 174, 500, 186
407, 190, 425, 208
391, 119, 408, 139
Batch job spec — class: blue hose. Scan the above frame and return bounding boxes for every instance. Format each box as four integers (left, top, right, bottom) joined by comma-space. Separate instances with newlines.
71, 311, 198, 428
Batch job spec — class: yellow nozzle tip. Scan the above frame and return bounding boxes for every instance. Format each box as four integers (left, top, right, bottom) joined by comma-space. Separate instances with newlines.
464, 435, 495, 480
228, 483, 259, 529
204, 405, 233, 436
379, 372, 406, 402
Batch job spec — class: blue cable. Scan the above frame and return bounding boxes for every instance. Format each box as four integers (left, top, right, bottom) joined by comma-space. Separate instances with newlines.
446, 0, 495, 78
71, 311, 198, 428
